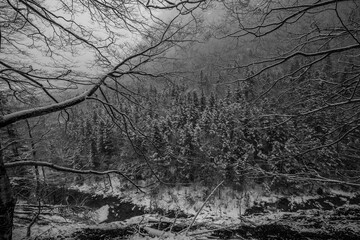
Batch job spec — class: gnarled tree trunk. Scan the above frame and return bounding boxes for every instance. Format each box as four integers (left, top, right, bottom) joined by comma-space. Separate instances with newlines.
0, 143, 15, 240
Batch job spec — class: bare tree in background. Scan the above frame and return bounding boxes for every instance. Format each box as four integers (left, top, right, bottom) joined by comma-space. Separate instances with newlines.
0, 0, 207, 239
218, 0, 360, 183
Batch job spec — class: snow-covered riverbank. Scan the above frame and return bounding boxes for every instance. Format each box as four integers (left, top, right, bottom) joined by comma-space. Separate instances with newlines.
12, 179, 360, 239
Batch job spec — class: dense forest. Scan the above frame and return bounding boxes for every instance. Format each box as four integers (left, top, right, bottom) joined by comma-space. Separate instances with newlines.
1, 0, 360, 239
8, 76, 355, 190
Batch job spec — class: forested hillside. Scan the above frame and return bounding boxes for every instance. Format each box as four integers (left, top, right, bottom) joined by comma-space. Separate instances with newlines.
30, 78, 357, 190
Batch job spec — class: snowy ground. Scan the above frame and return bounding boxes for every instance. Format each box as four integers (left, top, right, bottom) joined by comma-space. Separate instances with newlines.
12, 177, 360, 239
69, 178, 285, 223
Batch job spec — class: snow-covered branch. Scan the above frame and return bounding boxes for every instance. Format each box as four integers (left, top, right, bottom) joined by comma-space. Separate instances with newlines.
5, 160, 144, 192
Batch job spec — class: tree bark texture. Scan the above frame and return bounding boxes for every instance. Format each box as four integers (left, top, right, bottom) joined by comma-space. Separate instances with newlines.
0, 143, 15, 240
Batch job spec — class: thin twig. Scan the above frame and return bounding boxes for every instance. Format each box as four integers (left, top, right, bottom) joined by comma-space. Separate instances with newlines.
185, 180, 224, 236
26, 198, 41, 237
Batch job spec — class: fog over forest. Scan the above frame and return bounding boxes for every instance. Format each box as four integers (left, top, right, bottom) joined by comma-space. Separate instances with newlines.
1, 1, 360, 239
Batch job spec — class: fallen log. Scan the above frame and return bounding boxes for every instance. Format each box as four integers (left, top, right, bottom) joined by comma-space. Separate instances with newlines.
143, 226, 176, 238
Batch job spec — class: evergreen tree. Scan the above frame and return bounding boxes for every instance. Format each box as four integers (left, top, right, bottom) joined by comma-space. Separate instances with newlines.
102, 120, 114, 156
235, 84, 242, 103
193, 91, 199, 108
244, 72, 255, 102
97, 120, 105, 154
225, 86, 232, 104
209, 91, 216, 110
152, 124, 164, 154
322, 42, 333, 76
186, 92, 192, 105
290, 58, 300, 75
89, 138, 99, 169
200, 91, 206, 111
92, 110, 99, 125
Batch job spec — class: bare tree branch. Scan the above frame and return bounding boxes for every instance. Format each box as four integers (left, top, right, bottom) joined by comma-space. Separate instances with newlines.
4, 160, 144, 192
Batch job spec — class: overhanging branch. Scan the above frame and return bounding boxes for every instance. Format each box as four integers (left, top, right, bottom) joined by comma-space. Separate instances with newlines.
5, 161, 144, 193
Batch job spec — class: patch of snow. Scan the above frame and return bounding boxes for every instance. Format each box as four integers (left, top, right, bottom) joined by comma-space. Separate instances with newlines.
41, 214, 73, 223
290, 195, 318, 204
92, 205, 110, 223
330, 188, 356, 197
70, 183, 94, 193
13, 222, 89, 240
68, 177, 360, 229
119, 185, 268, 225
